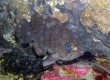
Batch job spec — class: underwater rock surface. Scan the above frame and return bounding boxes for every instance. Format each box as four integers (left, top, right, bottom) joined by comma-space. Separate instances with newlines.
15, 0, 110, 66
0, 0, 110, 80
0, 0, 109, 56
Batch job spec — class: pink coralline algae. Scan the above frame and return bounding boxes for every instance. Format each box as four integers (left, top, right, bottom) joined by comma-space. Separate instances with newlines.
41, 64, 92, 80
41, 70, 75, 80
62, 65, 92, 77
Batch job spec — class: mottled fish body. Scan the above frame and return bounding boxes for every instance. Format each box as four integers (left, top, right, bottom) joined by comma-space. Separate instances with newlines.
15, 13, 84, 66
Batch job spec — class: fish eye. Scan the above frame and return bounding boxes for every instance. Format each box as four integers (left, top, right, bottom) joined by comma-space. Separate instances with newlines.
66, 43, 75, 52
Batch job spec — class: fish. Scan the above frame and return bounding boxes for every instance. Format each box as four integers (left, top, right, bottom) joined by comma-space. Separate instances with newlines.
15, 13, 84, 67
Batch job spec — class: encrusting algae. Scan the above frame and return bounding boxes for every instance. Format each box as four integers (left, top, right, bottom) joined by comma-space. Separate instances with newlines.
52, 11, 68, 23
80, 0, 110, 34
81, 8, 110, 34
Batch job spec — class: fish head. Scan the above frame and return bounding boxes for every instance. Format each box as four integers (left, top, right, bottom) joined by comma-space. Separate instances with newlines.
61, 42, 84, 60
56, 27, 84, 61
43, 27, 84, 67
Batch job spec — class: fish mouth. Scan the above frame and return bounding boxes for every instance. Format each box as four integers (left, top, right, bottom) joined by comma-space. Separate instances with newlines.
56, 51, 85, 65
63, 50, 84, 61
43, 50, 84, 67
43, 53, 60, 67
43, 57, 59, 67
43, 59, 55, 67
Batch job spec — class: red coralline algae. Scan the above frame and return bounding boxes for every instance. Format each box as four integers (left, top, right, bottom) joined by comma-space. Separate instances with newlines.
41, 64, 92, 80
64, 65, 92, 77
41, 70, 75, 80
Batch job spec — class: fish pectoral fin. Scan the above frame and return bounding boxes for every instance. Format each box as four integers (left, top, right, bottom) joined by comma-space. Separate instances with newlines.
30, 42, 45, 56
43, 53, 59, 67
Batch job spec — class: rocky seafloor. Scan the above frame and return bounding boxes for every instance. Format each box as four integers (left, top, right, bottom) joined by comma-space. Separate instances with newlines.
0, 0, 110, 80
